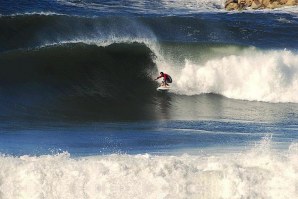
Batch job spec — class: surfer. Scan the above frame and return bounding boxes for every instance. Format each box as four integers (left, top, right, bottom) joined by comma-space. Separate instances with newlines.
155, 72, 172, 87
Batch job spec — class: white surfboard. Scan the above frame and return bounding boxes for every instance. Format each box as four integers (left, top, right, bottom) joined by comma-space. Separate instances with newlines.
157, 85, 170, 91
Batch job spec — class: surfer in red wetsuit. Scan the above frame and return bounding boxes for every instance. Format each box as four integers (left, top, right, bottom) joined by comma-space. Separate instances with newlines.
155, 72, 172, 87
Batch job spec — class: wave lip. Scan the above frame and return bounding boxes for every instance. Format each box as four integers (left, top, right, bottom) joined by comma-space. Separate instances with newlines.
0, 14, 158, 52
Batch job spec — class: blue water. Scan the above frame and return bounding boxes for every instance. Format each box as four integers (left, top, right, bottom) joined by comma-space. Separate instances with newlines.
0, 1, 298, 198
0, 0, 297, 157
0, 94, 297, 156
0, 119, 297, 156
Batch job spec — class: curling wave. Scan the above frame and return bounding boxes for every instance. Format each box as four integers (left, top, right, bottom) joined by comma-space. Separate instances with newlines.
0, 42, 159, 120
0, 13, 298, 122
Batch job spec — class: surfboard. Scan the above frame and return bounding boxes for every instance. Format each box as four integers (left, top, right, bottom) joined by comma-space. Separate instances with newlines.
157, 85, 170, 91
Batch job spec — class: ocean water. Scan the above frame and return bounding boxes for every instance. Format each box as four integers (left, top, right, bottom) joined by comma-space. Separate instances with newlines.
0, 0, 298, 198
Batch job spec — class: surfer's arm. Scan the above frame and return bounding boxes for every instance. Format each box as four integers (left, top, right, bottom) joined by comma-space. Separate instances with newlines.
155, 75, 162, 80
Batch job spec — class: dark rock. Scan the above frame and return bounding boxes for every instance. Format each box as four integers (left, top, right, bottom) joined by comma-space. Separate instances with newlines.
225, 0, 297, 10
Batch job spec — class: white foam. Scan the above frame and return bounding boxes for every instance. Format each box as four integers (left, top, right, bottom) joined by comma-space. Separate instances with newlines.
58, 0, 226, 13
39, 37, 157, 49
160, 0, 225, 12
0, 12, 66, 17
0, 139, 297, 199
170, 49, 298, 103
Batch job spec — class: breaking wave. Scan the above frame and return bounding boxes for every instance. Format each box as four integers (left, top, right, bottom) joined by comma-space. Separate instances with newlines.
171, 48, 298, 103
0, 13, 297, 121
0, 139, 297, 199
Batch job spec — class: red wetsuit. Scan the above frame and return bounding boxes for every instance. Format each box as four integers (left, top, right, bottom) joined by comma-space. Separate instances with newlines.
156, 73, 169, 82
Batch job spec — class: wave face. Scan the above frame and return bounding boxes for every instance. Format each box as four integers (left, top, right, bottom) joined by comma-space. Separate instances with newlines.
0, 140, 297, 199
0, 42, 158, 120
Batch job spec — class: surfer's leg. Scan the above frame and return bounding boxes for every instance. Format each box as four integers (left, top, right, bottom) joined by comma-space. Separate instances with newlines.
165, 80, 169, 86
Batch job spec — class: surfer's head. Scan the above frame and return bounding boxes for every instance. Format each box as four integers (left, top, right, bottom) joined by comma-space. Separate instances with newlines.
160, 72, 164, 75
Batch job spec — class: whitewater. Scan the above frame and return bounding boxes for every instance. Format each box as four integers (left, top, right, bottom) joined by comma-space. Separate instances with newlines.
171, 48, 298, 103
1, 139, 297, 199
0, 0, 298, 199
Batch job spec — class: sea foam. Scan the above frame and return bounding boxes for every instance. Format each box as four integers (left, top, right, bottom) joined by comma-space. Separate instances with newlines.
0, 140, 297, 199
